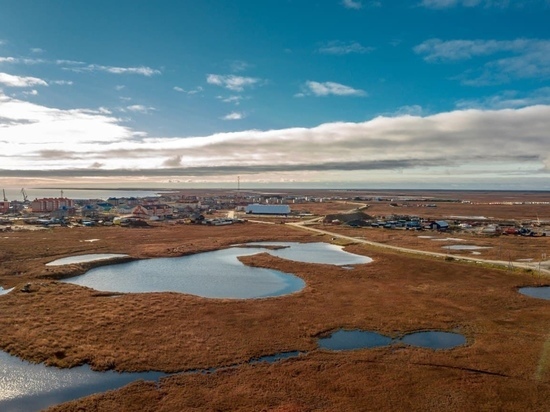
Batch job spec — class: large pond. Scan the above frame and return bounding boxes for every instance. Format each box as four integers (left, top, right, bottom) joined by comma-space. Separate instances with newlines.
518, 286, 550, 300
63, 242, 371, 299
318, 329, 466, 351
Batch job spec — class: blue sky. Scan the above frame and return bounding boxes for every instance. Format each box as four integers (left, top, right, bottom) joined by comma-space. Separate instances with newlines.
1, 0, 550, 189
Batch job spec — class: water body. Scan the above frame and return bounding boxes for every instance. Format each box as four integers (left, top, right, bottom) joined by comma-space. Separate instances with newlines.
400, 331, 467, 349
46, 254, 130, 266
442, 245, 492, 251
519, 286, 550, 300
2, 188, 161, 201
63, 243, 371, 298
243, 242, 373, 266
318, 330, 392, 350
0, 349, 304, 412
64, 247, 306, 298
0, 351, 166, 412
0, 287, 13, 295
318, 330, 466, 351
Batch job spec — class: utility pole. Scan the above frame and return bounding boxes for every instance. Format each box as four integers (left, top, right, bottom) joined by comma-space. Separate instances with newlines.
2, 189, 7, 202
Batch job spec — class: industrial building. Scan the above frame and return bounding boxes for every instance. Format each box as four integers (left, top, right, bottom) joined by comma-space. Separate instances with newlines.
245, 204, 291, 215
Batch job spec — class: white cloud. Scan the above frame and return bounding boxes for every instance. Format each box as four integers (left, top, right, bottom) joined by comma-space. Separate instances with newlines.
206, 74, 261, 91
174, 86, 203, 95
22, 89, 38, 96
342, 0, 363, 9
414, 38, 550, 84
391, 105, 425, 116
125, 105, 156, 114
115, 85, 125, 91
318, 41, 374, 55
222, 112, 244, 120
456, 87, 550, 109
217, 95, 244, 104
301, 81, 366, 97
65, 64, 160, 76
30, 48, 44, 54
0, 56, 45, 65
51, 80, 73, 86
1, 91, 550, 185
0, 72, 48, 87
229, 60, 251, 72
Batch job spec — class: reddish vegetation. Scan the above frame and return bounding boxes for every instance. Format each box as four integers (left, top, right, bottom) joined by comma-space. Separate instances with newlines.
0, 194, 549, 411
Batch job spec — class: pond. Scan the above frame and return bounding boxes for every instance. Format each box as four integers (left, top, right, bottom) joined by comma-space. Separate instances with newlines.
0, 287, 13, 295
46, 254, 129, 266
63, 242, 371, 299
518, 286, 550, 300
242, 242, 373, 266
0, 349, 303, 412
318, 329, 466, 351
399, 331, 467, 349
0, 351, 166, 412
318, 330, 392, 350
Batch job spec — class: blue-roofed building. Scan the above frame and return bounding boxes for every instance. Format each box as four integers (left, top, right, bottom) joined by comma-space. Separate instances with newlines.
430, 220, 450, 231
245, 204, 291, 215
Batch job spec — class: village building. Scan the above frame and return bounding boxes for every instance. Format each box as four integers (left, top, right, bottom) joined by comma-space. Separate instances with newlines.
0, 201, 9, 214
245, 204, 291, 215
430, 220, 450, 231
31, 197, 75, 213
132, 204, 173, 219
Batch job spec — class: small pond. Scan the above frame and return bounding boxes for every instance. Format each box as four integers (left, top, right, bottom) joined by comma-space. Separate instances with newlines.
318, 329, 466, 351
63, 242, 371, 299
518, 286, 550, 300
400, 331, 467, 349
0, 287, 13, 296
46, 254, 129, 266
318, 330, 392, 350
442, 245, 492, 251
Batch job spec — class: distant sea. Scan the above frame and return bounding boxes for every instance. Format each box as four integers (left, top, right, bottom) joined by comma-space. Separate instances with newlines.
2, 188, 162, 201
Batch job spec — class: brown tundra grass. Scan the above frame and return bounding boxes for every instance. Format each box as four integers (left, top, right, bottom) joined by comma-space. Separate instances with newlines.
0, 221, 548, 411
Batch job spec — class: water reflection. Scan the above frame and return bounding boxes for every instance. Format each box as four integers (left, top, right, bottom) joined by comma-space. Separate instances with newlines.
318, 329, 466, 351
519, 286, 550, 300
400, 331, 467, 349
0, 287, 13, 296
64, 247, 305, 298
63, 242, 371, 298
243, 242, 373, 266
318, 330, 392, 350
46, 254, 129, 266
0, 351, 165, 412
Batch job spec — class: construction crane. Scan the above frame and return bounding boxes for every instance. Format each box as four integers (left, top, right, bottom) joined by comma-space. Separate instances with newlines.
21, 188, 28, 202
2, 189, 7, 202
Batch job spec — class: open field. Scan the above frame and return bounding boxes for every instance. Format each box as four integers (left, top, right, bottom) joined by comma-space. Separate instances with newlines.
1, 191, 550, 411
